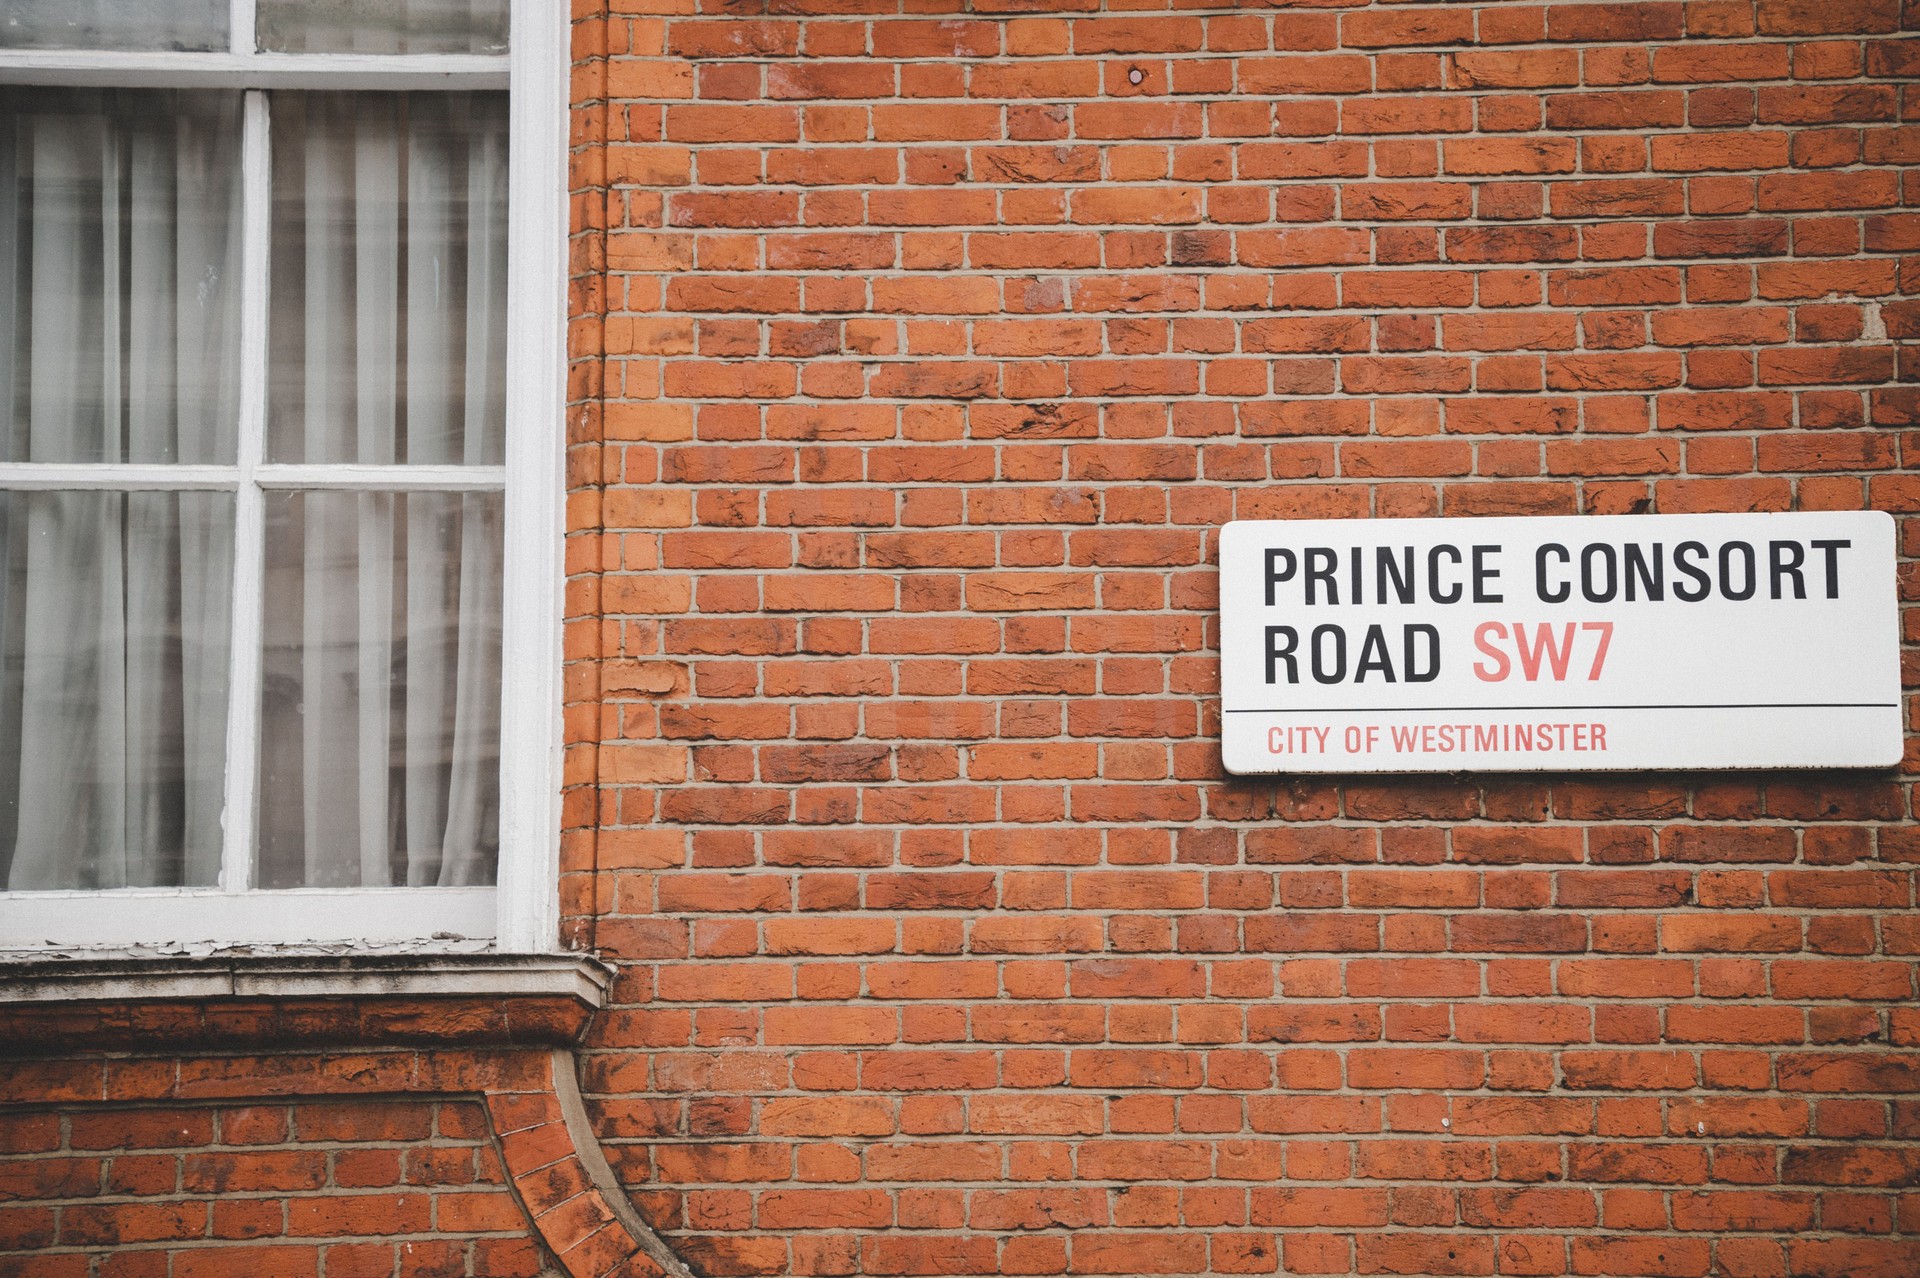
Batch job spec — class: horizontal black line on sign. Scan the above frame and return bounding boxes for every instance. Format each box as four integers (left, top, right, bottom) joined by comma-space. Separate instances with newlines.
1224, 703, 1900, 713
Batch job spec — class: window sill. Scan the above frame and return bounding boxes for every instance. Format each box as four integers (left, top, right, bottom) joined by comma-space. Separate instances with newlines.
0, 952, 614, 1052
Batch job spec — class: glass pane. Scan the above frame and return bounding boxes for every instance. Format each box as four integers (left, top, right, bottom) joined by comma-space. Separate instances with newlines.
257, 490, 502, 890
267, 91, 507, 466
0, 88, 243, 464
0, 0, 228, 52
0, 491, 234, 890
258, 0, 508, 56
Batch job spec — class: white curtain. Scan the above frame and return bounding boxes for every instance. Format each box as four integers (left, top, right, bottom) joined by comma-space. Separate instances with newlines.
255, 91, 506, 889
0, 89, 240, 889
255, 0, 508, 54
0, 1, 228, 53
0, 87, 505, 893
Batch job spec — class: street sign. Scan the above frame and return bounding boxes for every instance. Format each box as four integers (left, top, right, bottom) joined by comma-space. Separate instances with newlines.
1219, 512, 1902, 773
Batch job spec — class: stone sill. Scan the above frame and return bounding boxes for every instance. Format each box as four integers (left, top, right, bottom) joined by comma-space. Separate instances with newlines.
0, 952, 615, 1052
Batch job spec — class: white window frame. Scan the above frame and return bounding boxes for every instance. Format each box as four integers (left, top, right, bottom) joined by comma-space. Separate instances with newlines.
0, 1, 565, 954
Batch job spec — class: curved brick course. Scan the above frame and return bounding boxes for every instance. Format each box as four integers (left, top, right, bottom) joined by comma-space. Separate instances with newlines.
0, 1048, 685, 1278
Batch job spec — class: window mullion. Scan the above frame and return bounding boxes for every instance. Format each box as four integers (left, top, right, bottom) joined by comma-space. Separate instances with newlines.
231, 0, 255, 57
0, 464, 241, 489
0, 53, 510, 90
253, 463, 508, 491
218, 87, 271, 897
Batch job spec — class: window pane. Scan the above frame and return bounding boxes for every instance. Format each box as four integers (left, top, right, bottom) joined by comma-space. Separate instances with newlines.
0, 0, 228, 52
258, 0, 507, 56
267, 92, 507, 466
257, 490, 501, 890
0, 88, 243, 464
0, 491, 234, 890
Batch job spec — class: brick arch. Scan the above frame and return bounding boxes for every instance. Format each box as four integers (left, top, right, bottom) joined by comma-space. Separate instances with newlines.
1, 1047, 690, 1278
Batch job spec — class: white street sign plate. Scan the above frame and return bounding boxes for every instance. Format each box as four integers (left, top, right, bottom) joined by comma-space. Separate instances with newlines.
1219, 512, 1902, 774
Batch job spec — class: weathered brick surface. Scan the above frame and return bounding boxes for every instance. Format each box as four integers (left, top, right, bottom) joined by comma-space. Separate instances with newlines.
563, 1, 1920, 1275
0, 1099, 556, 1277
0, 1046, 676, 1278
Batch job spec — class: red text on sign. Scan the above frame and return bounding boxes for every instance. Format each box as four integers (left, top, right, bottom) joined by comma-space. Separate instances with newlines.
1472, 622, 1614, 682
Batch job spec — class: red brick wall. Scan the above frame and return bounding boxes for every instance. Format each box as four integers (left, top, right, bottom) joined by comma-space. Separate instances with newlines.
565, 1, 1920, 1275
0, 1099, 554, 1277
